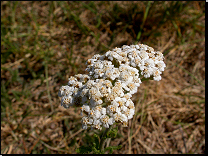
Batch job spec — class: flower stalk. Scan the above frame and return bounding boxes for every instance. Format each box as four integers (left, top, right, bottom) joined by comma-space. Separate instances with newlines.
100, 124, 113, 152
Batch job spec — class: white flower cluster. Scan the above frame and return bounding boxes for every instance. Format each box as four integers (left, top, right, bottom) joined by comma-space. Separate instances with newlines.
58, 44, 166, 130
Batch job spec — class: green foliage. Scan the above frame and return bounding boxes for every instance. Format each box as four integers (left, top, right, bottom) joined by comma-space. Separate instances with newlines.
76, 128, 121, 154
76, 134, 103, 154
1, 80, 12, 119
136, 1, 152, 41
107, 127, 118, 139
104, 145, 122, 154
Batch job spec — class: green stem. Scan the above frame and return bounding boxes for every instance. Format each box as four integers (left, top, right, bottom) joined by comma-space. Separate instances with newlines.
100, 125, 113, 152
136, 1, 152, 41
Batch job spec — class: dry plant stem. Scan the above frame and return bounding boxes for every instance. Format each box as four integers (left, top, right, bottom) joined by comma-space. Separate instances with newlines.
100, 124, 113, 151
45, 64, 54, 112
106, 138, 111, 148
179, 125, 187, 153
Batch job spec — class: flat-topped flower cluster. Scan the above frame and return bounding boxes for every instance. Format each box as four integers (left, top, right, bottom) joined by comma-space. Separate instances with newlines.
58, 44, 166, 130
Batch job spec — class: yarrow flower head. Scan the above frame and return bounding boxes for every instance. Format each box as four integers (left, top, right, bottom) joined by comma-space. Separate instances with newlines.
58, 44, 166, 130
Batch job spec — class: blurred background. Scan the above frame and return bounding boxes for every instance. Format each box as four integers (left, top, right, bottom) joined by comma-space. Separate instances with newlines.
1, 1, 205, 154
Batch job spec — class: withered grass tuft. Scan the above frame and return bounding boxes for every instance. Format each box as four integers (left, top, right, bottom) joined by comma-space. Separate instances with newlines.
1, 1, 205, 154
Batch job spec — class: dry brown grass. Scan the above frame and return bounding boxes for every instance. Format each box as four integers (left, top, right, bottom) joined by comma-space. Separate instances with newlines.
1, 1, 205, 154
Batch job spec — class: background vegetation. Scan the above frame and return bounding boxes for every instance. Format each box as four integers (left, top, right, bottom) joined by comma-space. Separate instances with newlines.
1, 1, 205, 154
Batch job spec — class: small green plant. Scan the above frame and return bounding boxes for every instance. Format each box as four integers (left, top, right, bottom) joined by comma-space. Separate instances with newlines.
76, 126, 121, 154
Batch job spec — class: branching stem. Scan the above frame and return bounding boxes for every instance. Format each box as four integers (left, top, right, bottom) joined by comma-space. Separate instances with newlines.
100, 125, 113, 152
